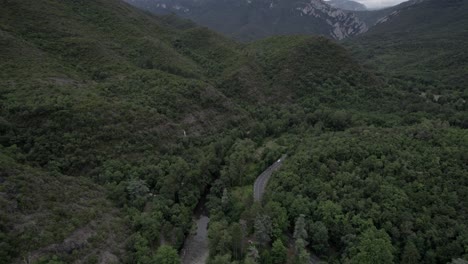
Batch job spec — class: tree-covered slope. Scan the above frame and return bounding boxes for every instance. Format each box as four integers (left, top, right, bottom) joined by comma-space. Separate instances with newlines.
0, 0, 384, 263
0, 0, 245, 262
348, 0, 468, 92
220, 35, 380, 106
0, 0, 245, 170
353, 0, 425, 26
265, 123, 468, 263
1, 0, 467, 263
126, 0, 368, 41
0, 146, 129, 263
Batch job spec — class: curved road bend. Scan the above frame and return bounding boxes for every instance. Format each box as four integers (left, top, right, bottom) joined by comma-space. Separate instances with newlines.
252, 154, 320, 264
253, 154, 287, 202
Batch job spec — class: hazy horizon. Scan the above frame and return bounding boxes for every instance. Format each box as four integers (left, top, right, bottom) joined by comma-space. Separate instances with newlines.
325, 0, 408, 9
353, 0, 407, 9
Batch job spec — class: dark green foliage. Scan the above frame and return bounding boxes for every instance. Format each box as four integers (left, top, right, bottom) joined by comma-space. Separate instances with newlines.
293, 215, 308, 244
349, 228, 394, 264
348, 0, 468, 95
254, 215, 273, 246
267, 123, 468, 263
208, 221, 232, 257
0, 148, 128, 263
1, 0, 467, 263
0, 0, 241, 262
271, 239, 287, 264
231, 223, 245, 260
401, 240, 421, 264
294, 239, 310, 264
310, 221, 329, 254
154, 245, 180, 264
264, 202, 289, 240
132, 232, 152, 264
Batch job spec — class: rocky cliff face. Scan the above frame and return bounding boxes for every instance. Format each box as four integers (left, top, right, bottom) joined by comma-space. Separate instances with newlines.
125, 0, 368, 40
295, 0, 367, 39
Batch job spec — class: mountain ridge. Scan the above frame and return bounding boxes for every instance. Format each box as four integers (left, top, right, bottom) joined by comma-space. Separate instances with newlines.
126, 0, 368, 40
0, 1, 386, 262
1, 0, 467, 263
348, 0, 468, 91
327, 0, 368, 11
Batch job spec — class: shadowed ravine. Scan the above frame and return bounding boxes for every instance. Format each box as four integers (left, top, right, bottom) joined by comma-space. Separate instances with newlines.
181, 215, 210, 264
181, 190, 210, 264
180, 155, 287, 263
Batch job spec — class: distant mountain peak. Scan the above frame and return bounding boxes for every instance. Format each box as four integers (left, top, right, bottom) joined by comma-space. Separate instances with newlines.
296, 0, 368, 39
126, 0, 369, 40
326, 0, 367, 11
374, 0, 429, 26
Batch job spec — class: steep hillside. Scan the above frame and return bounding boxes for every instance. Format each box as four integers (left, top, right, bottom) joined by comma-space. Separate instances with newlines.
1, 0, 467, 263
0, 0, 384, 262
219, 35, 380, 107
348, 0, 468, 109
0, 147, 129, 263
0, 0, 244, 262
126, 0, 368, 41
353, 0, 424, 26
0, 0, 244, 161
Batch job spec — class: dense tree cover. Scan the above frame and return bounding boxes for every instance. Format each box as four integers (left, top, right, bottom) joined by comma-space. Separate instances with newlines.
349, 227, 394, 264
0, 0, 243, 262
0, 146, 129, 264
0, 0, 467, 263
154, 245, 180, 264
271, 239, 287, 264
205, 122, 467, 264
348, 0, 468, 100
265, 123, 468, 263
200, 3, 468, 263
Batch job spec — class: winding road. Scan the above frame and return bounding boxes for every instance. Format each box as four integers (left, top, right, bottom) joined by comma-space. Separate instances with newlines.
252, 154, 320, 264
253, 154, 287, 202
181, 154, 318, 264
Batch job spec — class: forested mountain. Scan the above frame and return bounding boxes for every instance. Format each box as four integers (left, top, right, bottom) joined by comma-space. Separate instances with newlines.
348, 0, 468, 108
353, 0, 425, 26
125, 0, 368, 41
0, 0, 245, 262
0, 0, 467, 264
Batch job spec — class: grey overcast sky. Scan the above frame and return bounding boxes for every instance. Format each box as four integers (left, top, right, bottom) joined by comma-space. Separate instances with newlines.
354, 0, 407, 9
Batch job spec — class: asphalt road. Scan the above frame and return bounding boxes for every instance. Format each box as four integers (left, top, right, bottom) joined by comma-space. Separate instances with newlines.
252, 154, 320, 263
253, 154, 287, 202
